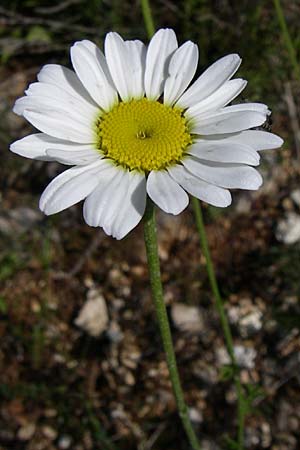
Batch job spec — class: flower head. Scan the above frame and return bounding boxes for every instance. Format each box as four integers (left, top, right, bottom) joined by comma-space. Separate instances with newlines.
11, 29, 283, 239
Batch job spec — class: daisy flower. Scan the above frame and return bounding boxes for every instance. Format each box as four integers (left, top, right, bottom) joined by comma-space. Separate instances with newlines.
11, 29, 283, 239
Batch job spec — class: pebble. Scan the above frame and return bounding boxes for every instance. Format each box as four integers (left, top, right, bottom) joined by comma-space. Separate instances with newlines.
276, 212, 300, 244
189, 407, 203, 423
107, 321, 123, 343
291, 189, 300, 207
239, 310, 263, 337
171, 303, 204, 333
235, 196, 252, 214
201, 439, 221, 450
75, 288, 109, 337
215, 346, 230, 366
42, 425, 58, 440
58, 435, 72, 449
227, 301, 263, 337
234, 345, 257, 369
17, 423, 36, 441
261, 422, 271, 448
216, 345, 257, 369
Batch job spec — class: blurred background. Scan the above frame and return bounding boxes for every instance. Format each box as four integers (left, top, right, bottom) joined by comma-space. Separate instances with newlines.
0, 1, 300, 449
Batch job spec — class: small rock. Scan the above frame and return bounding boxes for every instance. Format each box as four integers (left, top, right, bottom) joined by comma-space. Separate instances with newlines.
244, 426, 260, 448
58, 435, 72, 449
261, 422, 271, 448
235, 196, 251, 214
276, 212, 300, 244
216, 345, 257, 369
75, 288, 109, 337
291, 189, 300, 207
189, 407, 203, 423
215, 346, 230, 366
239, 310, 263, 337
201, 439, 221, 450
124, 370, 135, 386
17, 423, 36, 441
234, 345, 257, 369
42, 425, 58, 440
227, 301, 263, 337
282, 197, 294, 211
171, 303, 204, 333
44, 409, 57, 418
107, 321, 123, 343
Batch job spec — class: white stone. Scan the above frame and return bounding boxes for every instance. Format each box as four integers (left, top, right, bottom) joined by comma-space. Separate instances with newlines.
17, 423, 36, 441
171, 303, 203, 333
215, 346, 230, 366
58, 435, 72, 449
75, 288, 109, 337
234, 345, 257, 369
42, 425, 58, 440
189, 407, 203, 423
240, 310, 263, 337
291, 189, 300, 207
276, 212, 300, 244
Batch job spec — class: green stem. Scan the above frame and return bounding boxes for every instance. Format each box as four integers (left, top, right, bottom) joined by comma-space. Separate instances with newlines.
273, 0, 300, 82
144, 198, 202, 450
140, 0, 155, 39
192, 197, 245, 450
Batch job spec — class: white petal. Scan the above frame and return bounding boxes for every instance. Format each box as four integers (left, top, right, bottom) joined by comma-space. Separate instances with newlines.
164, 41, 199, 106
19, 81, 98, 120
176, 54, 241, 109
125, 40, 146, 98
221, 102, 270, 115
10, 133, 98, 162
13, 86, 97, 143
83, 165, 123, 226
185, 79, 247, 118
146, 170, 189, 214
182, 156, 263, 190
37, 64, 97, 107
10, 133, 56, 161
70, 40, 118, 111
84, 168, 146, 239
168, 164, 232, 207
78, 40, 116, 86
22, 107, 94, 143
39, 160, 105, 215
145, 28, 178, 100
187, 141, 260, 166
46, 148, 100, 165
189, 107, 267, 135
109, 171, 146, 239
105, 33, 137, 101
213, 130, 284, 150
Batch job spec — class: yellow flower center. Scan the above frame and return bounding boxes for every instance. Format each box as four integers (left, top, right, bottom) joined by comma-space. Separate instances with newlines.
96, 98, 192, 172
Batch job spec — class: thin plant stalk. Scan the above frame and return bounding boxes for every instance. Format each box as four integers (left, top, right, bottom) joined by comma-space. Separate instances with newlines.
144, 198, 202, 450
140, 0, 155, 39
140, 4, 201, 447
273, 0, 300, 82
192, 197, 245, 450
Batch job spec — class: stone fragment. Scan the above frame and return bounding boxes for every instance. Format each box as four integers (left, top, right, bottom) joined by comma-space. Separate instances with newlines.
234, 345, 257, 369
58, 435, 72, 449
17, 423, 36, 441
291, 189, 300, 207
42, 425, 58, 440
171, 303, 204, 333
75, 288, 109, 337
276, 212, 300, 244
